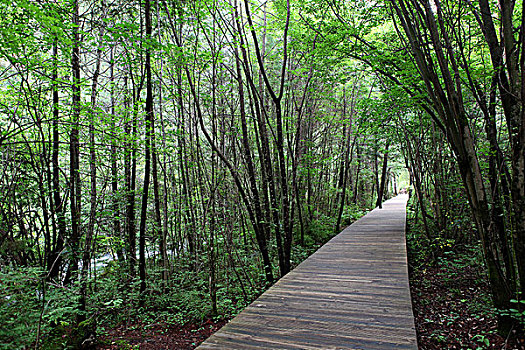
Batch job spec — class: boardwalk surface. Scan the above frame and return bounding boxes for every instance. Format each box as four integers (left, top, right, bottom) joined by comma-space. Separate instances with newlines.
198, 194, 417, 349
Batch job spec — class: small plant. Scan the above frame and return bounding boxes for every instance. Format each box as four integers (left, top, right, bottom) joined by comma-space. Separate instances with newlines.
113, 339, 139, 350
500, 297, 525, 327
0, 267, 44, 349
472, 334, 490, 348
341, 204, 367, 225
430, 330, 447, 343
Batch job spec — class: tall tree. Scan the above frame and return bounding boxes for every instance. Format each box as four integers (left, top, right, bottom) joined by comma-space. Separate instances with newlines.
376, 141, 390, 209
66, 0, 82, 284
138, 0, 154, 300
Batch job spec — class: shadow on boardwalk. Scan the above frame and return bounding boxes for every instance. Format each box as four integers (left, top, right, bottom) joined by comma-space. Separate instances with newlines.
198, 194, 417, 350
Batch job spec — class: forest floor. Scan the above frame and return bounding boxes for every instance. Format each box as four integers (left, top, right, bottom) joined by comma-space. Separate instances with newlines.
95, 250, 525, 349
96, 259, 525, 350
94, 231, 525, 349
96, 317, 228, 349
409, 248, 525, 349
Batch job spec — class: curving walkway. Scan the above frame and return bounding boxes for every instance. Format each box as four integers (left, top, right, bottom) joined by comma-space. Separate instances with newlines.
198, 194, 417, 349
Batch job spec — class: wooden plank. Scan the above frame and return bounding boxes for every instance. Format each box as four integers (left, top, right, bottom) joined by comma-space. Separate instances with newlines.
197, 194, 417, 349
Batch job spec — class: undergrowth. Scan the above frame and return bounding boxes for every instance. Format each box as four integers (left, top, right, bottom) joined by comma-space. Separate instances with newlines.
1, 202, 370, 349
406, 195, 525, 349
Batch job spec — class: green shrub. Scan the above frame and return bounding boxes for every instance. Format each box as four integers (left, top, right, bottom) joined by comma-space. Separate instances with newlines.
341, 204, 367, 226
500, 296, 525, 329
0, 266, 82, 349
0, 267, 44, 349
305, 214, 335, 245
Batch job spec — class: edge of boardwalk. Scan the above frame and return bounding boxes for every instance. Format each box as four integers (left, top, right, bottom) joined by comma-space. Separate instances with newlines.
198, 194, 417, 350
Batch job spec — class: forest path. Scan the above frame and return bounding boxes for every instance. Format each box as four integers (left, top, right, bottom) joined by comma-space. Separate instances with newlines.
197, 194, 417, 349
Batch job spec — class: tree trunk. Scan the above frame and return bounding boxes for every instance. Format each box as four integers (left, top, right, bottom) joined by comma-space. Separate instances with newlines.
335, 94, 354, 231
49, 37, 66, 280
110, 48, 123, 263
66, 0, 81, 285
376, 141, 390, 209
79, 26, 103, 320
138, 0, 154, 302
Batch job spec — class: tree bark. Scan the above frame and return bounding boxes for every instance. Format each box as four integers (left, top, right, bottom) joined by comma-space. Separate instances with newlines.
138, 0, 154, 302
66, 0, 81, 285
49, 37, 66, 280
376, 141, 390, 209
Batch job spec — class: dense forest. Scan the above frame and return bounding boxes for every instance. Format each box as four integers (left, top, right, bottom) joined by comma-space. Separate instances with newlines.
0, 0, 523, 348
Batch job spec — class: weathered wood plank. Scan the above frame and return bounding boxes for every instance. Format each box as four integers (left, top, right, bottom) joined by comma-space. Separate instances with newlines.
197, 194, 417, 349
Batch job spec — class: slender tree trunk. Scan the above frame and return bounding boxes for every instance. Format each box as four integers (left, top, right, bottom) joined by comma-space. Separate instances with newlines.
372, 148, 379, 208
335, 120, 353, 231
376, 141, 390, 208
152, 116, 163, 275
352, 143, 361, 205
110, 48, 123, 263
231, 0, 274, 282
243, 0, 292, 276
397, 115, 432, 239
138, 0, 154, 302
156, 5, 169, 285
79, 26, 103, 320
125, 77, 139, 278
233, 45, 269, 279
49, 37, 66, 280
67, 0, 81, 285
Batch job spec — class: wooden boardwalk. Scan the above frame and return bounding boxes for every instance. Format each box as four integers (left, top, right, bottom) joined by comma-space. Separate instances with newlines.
198, 195, 417, 349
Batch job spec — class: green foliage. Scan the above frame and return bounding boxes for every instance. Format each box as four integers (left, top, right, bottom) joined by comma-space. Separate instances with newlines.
293, 203, 369, 263
105, 339, 139, 350
406, 187, 477, 268
0, 267, 82, 350
500, 296, 525, 328
86, 247, 264, 334
0, 267, 44, 349
291, 244, 310, 266
471, 334, 490, 349
341, 204, 367, 226
215, 286, 253, 318
41, 318, 96, 350
304, 213, 335, 246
